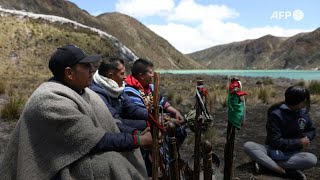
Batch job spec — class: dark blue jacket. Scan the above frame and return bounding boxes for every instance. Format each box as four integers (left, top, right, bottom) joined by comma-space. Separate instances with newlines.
265, 104, 316, 152
89, 81, 148, 131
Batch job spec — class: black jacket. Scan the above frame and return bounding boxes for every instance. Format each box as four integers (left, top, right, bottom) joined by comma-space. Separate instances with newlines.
89, 81, 148, 131
265, 104, 316, 152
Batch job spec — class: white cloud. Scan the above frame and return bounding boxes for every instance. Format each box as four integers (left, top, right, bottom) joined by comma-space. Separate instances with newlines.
115, 0, 175, 17
115, 0, 313, 54
168, 0, 239, 23
149, 22, 308, 54
148, 23, 213, 53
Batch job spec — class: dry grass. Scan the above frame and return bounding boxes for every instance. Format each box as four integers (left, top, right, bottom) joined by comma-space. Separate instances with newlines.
1, 90, 26, 121
0, 15, 120, 97
308, 80, 320, 95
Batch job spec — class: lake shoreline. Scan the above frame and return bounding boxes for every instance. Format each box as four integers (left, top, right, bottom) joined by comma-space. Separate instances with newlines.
157, 69, 320, 81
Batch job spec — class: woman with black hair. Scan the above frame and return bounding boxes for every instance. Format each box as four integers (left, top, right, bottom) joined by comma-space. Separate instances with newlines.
243, 86, 317, 180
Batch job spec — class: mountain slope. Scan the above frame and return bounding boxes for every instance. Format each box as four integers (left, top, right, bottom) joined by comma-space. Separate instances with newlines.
97, 12, 200, 69
0, 0, 200, 69
189, 29, 320, 70
0, 9, 127, 95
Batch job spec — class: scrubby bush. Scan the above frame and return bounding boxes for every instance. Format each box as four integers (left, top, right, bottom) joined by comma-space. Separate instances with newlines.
1, 92, 25, 120
308, 80, 320, 95
262, 78, 274, 85
258, 88, 269, 104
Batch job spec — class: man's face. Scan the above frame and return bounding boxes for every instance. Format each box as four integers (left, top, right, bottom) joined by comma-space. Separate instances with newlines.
110, 63, 126, 87
139, 66, 154, 87
68, 63, 95, 90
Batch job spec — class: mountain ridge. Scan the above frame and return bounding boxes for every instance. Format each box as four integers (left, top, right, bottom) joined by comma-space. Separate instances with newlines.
189, 28, 320, 70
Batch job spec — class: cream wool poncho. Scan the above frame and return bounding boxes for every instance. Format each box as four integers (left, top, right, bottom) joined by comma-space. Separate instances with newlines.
0, 81, 147, 180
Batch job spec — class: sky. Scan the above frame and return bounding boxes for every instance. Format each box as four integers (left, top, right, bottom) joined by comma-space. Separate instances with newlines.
68, 0, 319, 54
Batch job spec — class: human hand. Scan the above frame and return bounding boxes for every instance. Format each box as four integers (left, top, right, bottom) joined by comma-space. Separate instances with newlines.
140, 127, 150, 135
165, 118, 181, 126
300, 136, 310, 147
139, 131, 153, 150
175, 111, 186, 125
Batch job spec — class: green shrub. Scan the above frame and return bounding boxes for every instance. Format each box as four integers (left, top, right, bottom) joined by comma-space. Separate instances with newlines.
308, 80, 320, 94
256, 80, 262, 85
1, 93, 25, 120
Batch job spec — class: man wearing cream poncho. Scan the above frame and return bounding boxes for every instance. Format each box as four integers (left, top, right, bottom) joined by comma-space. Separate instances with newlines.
0, 45, 149, 180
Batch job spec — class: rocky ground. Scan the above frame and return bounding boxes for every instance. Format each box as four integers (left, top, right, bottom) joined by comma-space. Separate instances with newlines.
0, 74, 319, 179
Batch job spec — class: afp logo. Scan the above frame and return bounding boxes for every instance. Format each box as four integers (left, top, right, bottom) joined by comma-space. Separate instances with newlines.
270, 9, 304, 21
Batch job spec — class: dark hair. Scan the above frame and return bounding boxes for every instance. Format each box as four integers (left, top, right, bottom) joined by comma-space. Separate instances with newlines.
131, 58, 153, 77
285, 86, 310, 106
98, 57, 124, 76
268, 86, 310, 115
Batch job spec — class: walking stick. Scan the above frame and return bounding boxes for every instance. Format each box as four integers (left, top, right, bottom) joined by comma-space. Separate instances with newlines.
223, 78, 247, 180
223, 122, 235, 180
193, 80, 204, 180
167, 122, 179, 180
152, 72, 161, 180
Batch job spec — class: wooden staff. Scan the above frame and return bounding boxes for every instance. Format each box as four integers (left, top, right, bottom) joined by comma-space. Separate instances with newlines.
203, 140, 213, 180
193, 80, 204, 180
152, 72, 161, 180
166, 122, 179, 180
224, 77, 247, 180
223, 122, 236, 180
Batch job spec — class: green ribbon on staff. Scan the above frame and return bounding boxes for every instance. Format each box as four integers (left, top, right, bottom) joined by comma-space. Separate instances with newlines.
227, 79, 247, 130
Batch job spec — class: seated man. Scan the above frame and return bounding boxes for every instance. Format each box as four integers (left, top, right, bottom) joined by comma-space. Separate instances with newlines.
124, 58, 186, 126
89, 57, 148, 131
124, 58, 187, 175
0, 45, 152, 179
243, 86, 317, 180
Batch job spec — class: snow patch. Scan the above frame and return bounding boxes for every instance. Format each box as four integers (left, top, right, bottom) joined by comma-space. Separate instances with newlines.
0, 6, 138, 61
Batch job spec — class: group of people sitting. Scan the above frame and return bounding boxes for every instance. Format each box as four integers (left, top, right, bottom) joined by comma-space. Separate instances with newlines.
0, 44, 317, 180
0, 45, 186, 179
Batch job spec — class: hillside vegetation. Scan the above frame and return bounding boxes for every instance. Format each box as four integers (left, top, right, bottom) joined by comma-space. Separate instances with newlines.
189, 29, 320, 70
0, 14, 118, 96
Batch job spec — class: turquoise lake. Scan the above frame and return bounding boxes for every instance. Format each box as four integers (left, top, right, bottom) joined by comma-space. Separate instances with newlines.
157, 70, 320, 81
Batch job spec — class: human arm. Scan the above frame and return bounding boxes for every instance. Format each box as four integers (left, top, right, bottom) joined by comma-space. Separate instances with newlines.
121, 92, 148, 120
93, 127, 153, 152
266, 113, 302, 151
117, 119, 147, 132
